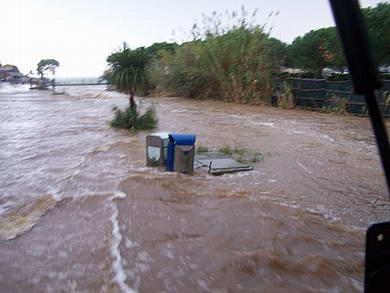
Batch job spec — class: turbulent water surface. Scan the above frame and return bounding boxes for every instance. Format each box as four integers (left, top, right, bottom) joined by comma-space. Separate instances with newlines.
0, 83, 389, 292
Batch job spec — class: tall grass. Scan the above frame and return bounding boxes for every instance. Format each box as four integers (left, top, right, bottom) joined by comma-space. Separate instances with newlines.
150, 8, 282, 104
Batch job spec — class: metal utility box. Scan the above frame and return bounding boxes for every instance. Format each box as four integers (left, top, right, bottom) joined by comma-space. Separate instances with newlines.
174, 145, 195, 174
146, 132, 169, 166
167, 134, 196, 174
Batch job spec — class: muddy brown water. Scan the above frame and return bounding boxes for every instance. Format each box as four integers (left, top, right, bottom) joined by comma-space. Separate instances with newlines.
0, 84, 389, 292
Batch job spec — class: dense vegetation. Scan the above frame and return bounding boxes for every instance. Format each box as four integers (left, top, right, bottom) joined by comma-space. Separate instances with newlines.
286, 3, 389, 74
287, 27, 345, 76
148, 8, 285, 104
105, 3, 389, 105
363, 3, 390, 65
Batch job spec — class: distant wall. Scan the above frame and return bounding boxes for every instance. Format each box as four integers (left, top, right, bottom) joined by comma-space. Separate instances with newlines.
274, 78, 390, 116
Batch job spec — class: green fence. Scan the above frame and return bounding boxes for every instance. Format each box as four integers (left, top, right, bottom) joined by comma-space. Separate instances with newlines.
274, 78, 390, 116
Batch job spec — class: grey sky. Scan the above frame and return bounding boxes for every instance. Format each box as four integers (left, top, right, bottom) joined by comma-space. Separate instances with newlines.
0, 0, 383, 77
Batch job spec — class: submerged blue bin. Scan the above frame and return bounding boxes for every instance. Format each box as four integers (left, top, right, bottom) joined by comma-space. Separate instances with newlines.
166, 134, 196, 172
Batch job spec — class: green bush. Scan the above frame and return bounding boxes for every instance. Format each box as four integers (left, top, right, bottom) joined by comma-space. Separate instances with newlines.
320, 96, 348, 115
111, 106, 158, 130
149, 9, 282, 104
218, 145, 233, 155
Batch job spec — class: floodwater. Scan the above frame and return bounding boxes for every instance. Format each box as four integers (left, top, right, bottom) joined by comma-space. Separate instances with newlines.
0, 84, 389, 292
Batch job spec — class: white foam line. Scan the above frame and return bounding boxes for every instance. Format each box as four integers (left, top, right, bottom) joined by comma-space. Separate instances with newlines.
109, 192, 136, 293
0, 199, 15, 216
296, 155, 312, 175
254, 121, 275, 127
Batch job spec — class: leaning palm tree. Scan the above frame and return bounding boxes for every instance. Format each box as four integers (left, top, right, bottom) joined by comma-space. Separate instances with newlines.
107, 45, 150, 111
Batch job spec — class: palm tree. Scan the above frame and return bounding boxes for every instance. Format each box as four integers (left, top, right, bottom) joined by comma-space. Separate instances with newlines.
107, 45, 150, 111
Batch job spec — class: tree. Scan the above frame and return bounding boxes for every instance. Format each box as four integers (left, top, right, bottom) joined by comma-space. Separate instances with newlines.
362, 2, 390, 65
107, 45, 150, 111
287, 27, 345, 75
266, 38, 288, 67
286, 3, 389, 73
37, 59, 59, 79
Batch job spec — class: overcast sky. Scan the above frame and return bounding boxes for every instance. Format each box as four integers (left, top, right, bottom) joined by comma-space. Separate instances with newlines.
0, 0, 383, 77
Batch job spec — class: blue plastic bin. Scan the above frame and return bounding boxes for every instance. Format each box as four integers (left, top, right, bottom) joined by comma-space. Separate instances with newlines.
166, 134, 196, 171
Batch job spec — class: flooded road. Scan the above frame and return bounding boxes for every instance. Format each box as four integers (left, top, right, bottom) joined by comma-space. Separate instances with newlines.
0, 84, 389, 292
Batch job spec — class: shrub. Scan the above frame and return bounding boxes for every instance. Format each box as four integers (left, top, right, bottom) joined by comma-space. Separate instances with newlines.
277, 82, 294, 109
320, 96, 348, 115
218, 145, 233, 155
149, 8, 282, 104
111, 106, 158, 130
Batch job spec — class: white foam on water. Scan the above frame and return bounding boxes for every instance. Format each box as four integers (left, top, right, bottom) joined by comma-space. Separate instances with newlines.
0, 201, 12, 216
171, 109, 198, 114
306, 206, 341, 223
0, 83, 31, 94
296, 156, 312, 175
108, 191, 136, 293
277, 201, 301, 209
228, 114, 245, 119
125, 238, 139, 249
320, 134, 335, 142
250, 118, 338, 145
197, 279, 209, 291
219, 170, 261, 179
254, 122, 275, 127
47, 186, 63, 201
161, 246, 175, 260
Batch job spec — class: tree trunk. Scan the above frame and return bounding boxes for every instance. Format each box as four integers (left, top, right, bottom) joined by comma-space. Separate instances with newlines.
129, 93, 136, 112
52, 72, 56, 93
